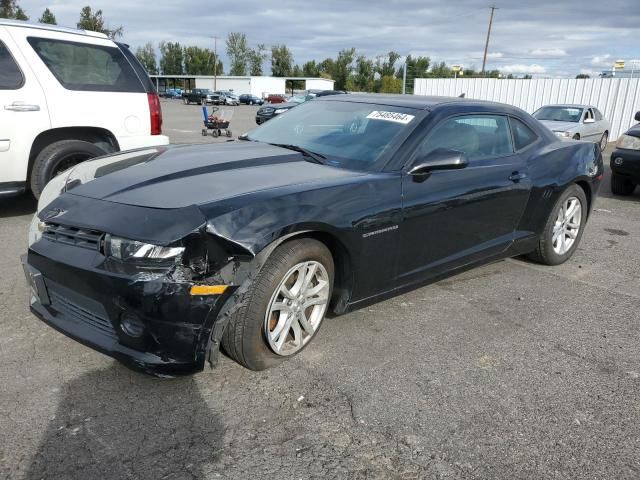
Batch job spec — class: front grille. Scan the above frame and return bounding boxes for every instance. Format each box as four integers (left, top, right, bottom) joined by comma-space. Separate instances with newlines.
49, 290, 117, 339
43, 222, 102, 250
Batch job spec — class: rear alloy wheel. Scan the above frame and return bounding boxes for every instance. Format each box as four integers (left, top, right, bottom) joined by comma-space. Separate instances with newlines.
611, 173, 636, 196
600, 132, 608, 151
222, 238, 334, 370
527, 184, 587, 265
30, 140, 106, 199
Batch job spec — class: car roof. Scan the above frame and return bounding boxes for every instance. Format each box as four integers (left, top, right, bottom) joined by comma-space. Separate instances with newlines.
539, 104, 595, 109
319, 93, 523, 113
0, 18, 108, 39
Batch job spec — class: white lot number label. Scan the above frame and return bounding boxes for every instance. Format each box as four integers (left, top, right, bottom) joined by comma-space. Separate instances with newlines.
366, 110, 415, 124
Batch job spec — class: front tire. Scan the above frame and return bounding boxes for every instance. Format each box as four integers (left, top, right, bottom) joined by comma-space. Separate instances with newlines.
527, 184, 587, 265
30, 140, 106, 199
222, 238, 334, 370
611, 173, 636, 196
600, 132, 608, 151
573, 134, 580, 140
183, 97, 189, 105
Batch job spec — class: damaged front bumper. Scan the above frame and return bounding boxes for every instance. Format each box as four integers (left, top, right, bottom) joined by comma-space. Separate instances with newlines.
22, 239, 235, 376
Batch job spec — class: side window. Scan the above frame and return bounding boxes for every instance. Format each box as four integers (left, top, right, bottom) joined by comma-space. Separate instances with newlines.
594, 109, 603, 121
418, 115, 513, 161
510, 117, 538, 151
27, 37, 143, 93
0, 41, 24, 89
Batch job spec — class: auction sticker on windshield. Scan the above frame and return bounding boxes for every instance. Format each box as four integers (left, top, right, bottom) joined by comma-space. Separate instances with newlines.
366, 111, 415, 124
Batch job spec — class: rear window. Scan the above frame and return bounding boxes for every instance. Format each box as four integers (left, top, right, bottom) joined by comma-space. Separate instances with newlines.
0, 41, 23, 89
510, 117, 539, 150
27, 37, 144, 93
116, 42, 155, 92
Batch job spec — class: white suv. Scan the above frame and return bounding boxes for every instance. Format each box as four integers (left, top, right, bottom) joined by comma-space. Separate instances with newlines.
0, 20, 169, 198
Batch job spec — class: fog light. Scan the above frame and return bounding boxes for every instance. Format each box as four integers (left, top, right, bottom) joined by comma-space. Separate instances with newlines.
120, 313, 145, 338
614, 157, 624, 165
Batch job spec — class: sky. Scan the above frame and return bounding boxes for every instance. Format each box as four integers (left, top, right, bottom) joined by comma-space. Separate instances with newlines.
19, 0, 640, 78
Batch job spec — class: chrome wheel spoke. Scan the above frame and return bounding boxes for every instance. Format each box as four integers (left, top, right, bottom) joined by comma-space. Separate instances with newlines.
306, 279, 328, 298
297, 311, 315, 335
551, 196, 582, 256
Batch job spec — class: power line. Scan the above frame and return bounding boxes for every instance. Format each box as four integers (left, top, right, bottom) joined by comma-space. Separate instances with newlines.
481, 5, 498, 75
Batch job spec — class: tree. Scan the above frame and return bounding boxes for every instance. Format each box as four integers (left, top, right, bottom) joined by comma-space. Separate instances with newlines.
400, 55, 430, 93
271, 44, 294, 77
77, 6, 123, 38
332, 48, 356, 90
380, 75, 402, 93
353, 55, 374, 92
318, 58, 335, 79
429, 61, 451, 78
1, 0, 27, 19
302, 60, 320, 77
247, 44, 267, 76
38, 7, 56, 24
184, 46, 220, 75
377, 51, 401, 78
135, 43, 157, 74
576, 73, 590, 79
159, 41, 184, 75
226, 32, 249, 76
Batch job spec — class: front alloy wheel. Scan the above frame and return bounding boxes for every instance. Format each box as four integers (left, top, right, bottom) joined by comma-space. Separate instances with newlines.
265, 261, 330, 356
221, 238, 334, 370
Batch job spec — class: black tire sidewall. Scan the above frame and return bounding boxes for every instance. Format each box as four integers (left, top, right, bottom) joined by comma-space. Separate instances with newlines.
539, 185, 588, 265
30, 140, 106, 198
232, 239, 334, 370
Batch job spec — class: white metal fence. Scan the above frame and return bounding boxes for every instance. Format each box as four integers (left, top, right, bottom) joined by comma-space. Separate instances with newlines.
413, 78, 640, 139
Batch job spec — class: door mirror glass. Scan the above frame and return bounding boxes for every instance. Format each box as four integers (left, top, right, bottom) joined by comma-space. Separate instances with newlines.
409, 148, 468, 175
584, 117, 595, 124
635, 111, 640, 122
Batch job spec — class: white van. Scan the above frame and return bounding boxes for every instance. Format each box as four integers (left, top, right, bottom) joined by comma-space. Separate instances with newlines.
0, 20, 169, 198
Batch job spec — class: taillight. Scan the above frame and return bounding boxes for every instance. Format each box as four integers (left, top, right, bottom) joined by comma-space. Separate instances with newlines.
147, 92, 162, 135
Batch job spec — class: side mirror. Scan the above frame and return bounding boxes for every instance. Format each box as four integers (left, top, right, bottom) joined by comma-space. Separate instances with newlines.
409, 148, 469, 176
635, 111, 640, 122
584, 118, 595, 124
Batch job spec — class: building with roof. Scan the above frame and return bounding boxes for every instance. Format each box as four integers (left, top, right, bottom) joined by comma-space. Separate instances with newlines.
150, 75, 335, 97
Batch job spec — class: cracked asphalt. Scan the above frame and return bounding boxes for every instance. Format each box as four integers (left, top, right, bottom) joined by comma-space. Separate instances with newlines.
1, 101, 639, 479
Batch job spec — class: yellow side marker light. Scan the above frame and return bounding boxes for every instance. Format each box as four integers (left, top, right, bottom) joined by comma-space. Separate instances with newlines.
190, 285, 228, 296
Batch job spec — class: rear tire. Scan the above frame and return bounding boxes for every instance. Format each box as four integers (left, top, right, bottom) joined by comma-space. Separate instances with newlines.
611, 173, 636, 196
222, 238, 334, 370
30, 140, 106, 199
183, 98, 188, 105
600, 132, 608, 151
526, 184, 587, 266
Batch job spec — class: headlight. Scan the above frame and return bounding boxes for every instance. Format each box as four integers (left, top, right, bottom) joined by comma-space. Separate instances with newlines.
28, 214, 47, 247
616, 134, 640, 150
554, 131, 571, 138
105, 234, 185, 262
274, 108, 288, 114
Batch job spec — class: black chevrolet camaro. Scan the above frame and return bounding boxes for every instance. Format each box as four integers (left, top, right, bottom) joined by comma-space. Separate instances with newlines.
23, 95, 603, 376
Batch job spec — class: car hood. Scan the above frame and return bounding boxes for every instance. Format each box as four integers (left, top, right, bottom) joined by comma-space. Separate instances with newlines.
64, 142, 363, 209
625, 125, 640, 138
537, 120, 579, 132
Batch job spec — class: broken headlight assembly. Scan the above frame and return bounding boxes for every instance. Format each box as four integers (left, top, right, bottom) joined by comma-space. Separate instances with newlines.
103, 234, 185, 262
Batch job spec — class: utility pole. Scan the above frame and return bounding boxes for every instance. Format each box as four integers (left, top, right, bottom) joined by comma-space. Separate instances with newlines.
211, 35, 220, 90
481, 6, 498, 76
402, 60, 407, 94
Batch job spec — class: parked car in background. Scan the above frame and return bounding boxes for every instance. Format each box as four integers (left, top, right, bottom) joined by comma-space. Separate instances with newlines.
215, 91, 239, 106
610, 111, 640, 195
0, 19, 168, 198
161, 88, 183, 99
532, 104, 610, 150
239, 94, 264, 105
182, 88, 219, 105
266, 94, 287, 104
256, 90, 345, 124
24, 95, 602, 375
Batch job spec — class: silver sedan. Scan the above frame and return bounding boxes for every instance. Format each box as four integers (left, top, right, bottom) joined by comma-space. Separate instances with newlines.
532, 104, 610, 150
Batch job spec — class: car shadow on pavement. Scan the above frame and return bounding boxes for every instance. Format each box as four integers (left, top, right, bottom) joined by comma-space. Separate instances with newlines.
25, 364, 224, 480
0, 193, 36, 218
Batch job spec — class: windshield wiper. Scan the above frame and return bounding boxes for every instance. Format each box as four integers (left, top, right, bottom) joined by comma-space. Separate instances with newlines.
269, 143, 326, 164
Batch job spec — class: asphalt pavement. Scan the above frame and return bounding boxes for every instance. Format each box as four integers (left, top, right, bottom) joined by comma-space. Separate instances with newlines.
1, 100, 639, 479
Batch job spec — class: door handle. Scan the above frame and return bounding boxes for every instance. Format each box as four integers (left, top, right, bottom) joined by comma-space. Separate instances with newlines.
4, 102, 40, 112
509, 171, 527, 182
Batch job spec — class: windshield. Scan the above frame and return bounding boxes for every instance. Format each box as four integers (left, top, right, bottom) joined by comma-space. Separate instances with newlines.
289, 94, 308, 103
246, 100, 419, 170
533, 106, 583, 123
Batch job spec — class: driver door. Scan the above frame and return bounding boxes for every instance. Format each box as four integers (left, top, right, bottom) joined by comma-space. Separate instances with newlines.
397, 114, 532, 287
